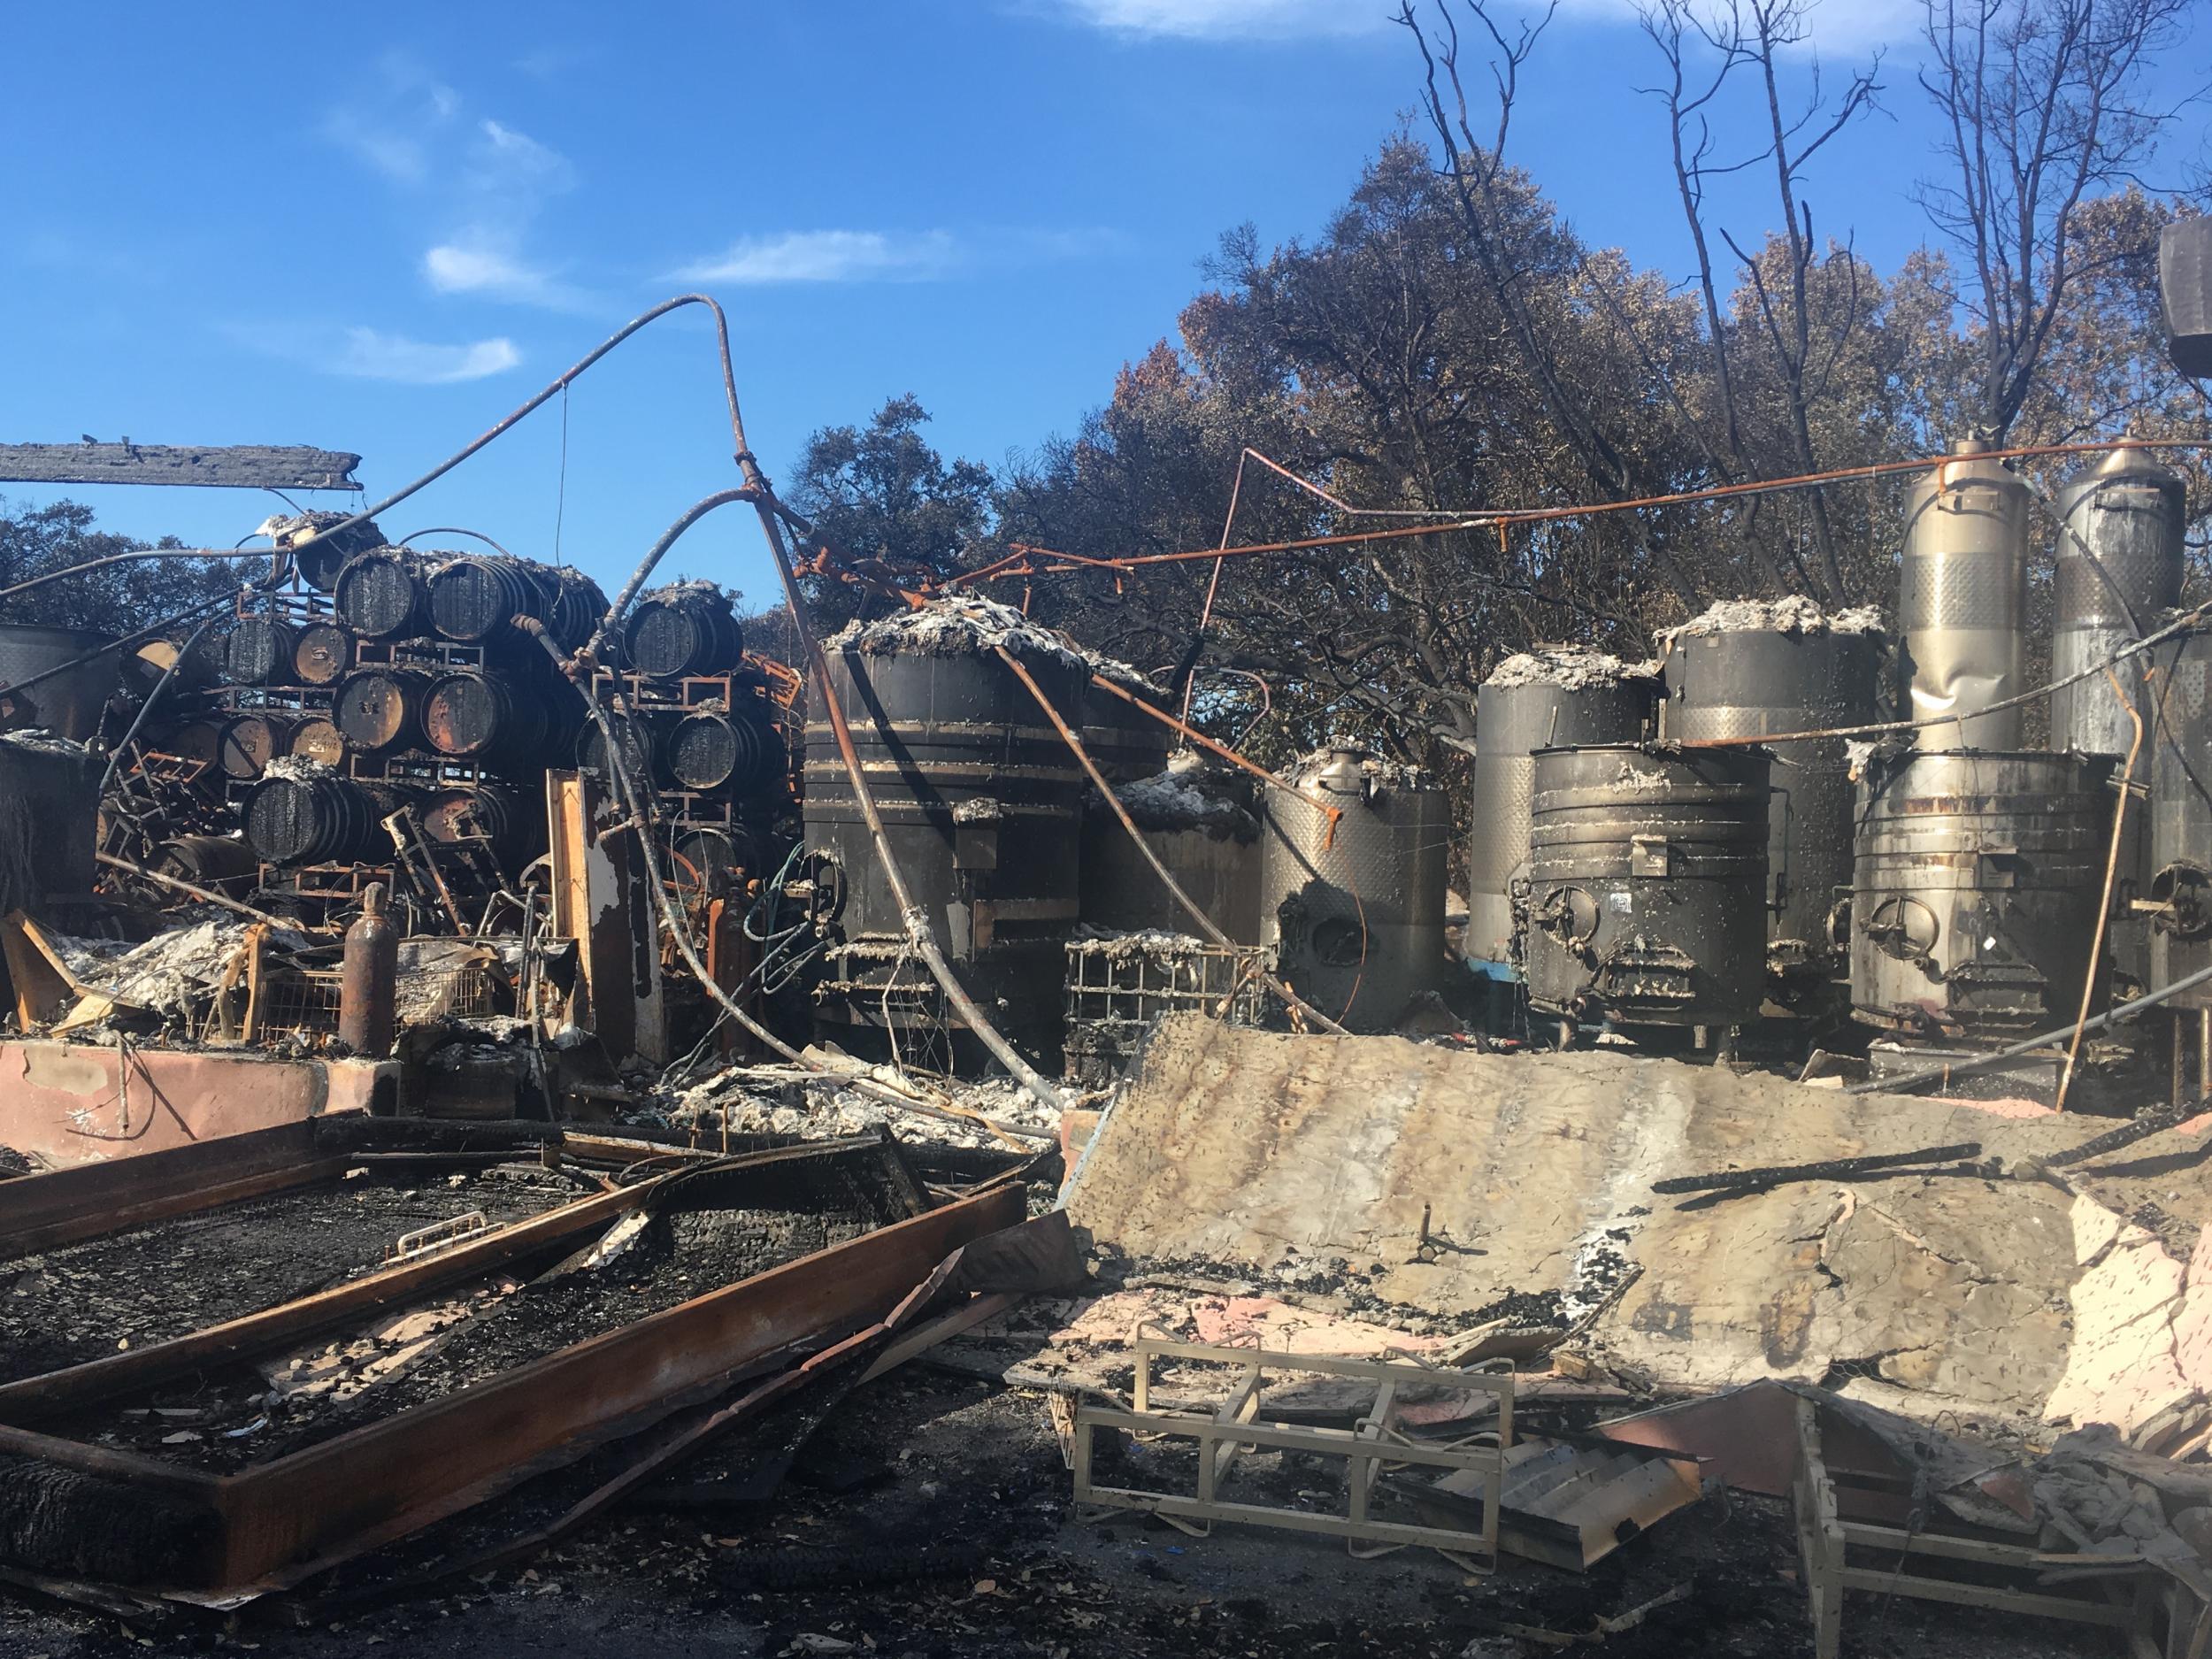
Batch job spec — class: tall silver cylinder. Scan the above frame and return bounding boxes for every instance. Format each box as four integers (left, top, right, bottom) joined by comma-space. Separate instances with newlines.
1259, 749, 1449, 1032
2051, 445, 2185, 757
1465, 653, 1656, 965
1849, 749, 2115, 1039
1900, 438, 2031, 749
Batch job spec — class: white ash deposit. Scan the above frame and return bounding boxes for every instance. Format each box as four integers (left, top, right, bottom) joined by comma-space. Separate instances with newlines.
1655, 595, 1889, 647
658, 1064, 1062, 1151
1485, 647, 1659, 691
0, 728, 92, 757
54, 915, 311, 1016
829, 597, 1159, 689
1107, 765, 1256, 835
258, 753, 334, 783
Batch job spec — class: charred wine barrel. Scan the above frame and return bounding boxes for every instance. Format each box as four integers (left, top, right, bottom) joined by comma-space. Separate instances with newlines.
245, 773, 408, 866
421, 668, 549, 763
421, 783, 537, 866
225, 617, 297, 687
548, 570, 611, 652
664, 707, 779, 794
290, 716, 347, 766
216, 711, 303, 780
157, 718, 224, 768
575, 709, 669, 787
426, 557, 557, 644
152, 833, 258, 897
281, 512, 388, 593
670, 825, 759, 892
622, 586, 742, 680
292, 623, 352, 687
334, 549, 428, 641
333, 664, 432, 756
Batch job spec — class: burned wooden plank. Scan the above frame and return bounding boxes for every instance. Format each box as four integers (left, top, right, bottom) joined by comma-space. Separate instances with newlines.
0, 442, 362, 492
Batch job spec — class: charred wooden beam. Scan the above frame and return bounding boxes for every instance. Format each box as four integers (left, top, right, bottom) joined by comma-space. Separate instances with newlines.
0, 442, 362, 492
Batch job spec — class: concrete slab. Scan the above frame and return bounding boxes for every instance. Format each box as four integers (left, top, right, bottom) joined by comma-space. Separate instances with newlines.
1066, 1017, 2212, 1429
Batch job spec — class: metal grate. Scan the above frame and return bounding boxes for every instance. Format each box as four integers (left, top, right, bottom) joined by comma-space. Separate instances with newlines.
1064, 937, 1267, 1027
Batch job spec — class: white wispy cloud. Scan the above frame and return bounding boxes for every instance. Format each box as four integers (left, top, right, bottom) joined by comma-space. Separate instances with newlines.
322, 65, 589, 312
672, 226, 1129, 286
333, 327, 518, 383
319, 54, 462, 182
1044, 0, 1385, 39
230, 321, 520, 384
674, 229, 964, 285
1045, 0, 1916, 49
422, 237, 596, 312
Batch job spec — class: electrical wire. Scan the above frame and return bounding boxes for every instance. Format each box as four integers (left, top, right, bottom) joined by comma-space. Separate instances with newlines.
949, 434, 2212, 592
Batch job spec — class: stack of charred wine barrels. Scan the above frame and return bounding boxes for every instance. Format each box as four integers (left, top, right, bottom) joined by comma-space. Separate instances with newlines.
116, 541, 785, 911
568, 580, 790, 893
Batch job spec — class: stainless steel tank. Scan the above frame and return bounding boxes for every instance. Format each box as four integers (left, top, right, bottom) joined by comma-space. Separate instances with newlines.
2052, 446, 2186, 756
1900, 438, 2032, 749
1079, 764, 1261, 941
2051, 448, 2185, 997
1466, 651, 1657, 966
1658, 605, 1885, 995
1258, 749, 1449, 1032
1850, 749, 2116, 1038
803, 637, 1086, 1057
1521, 744, 1770, 1031
0, 623, 124, 741
2144, 626, 2212, 1009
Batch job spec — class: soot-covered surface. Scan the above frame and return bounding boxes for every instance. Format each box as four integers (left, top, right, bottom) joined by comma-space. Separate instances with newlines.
0, 1169, 566, 1385
27, 1143, 927, 1473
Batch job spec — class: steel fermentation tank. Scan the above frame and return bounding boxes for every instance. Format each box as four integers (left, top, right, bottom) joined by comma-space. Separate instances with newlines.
0, 623, 123, 742
1900, 438, 2032, 749
1466, 654, 1657, 968
1079, 766, 1262, 942
2145, 626, 2212, 1012
2054, 447, 2185, 995
2052, 446, 2185, 756
1849, 749, 2115, 1039
1521, 744, 1770, 1033
1257, 749, 1449, 1032
803, 638, 1086, 1060
1658, 613, 1884, 998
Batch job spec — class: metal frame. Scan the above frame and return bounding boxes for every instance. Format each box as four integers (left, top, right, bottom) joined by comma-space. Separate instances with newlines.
1072, 1337, 1514, 1566
1791, 1395, 2151, 1659
0, 1158, 1021, 1599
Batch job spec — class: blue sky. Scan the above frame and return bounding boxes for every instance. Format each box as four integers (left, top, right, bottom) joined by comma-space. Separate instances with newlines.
2, 0, 2201, 610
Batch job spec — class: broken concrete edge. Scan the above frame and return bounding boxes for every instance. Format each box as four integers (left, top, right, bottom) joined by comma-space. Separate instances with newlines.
1063, 1014, 2212, 1442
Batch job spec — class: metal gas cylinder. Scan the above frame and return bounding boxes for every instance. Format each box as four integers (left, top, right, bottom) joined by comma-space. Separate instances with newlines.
339, 881, 400, 1057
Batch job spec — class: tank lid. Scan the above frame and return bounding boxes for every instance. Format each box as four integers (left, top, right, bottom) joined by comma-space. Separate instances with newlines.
2064, 441, 2185, 493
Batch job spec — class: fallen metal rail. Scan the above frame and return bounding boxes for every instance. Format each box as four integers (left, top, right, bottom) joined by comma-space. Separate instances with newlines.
0, 1179, 1023, 1599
